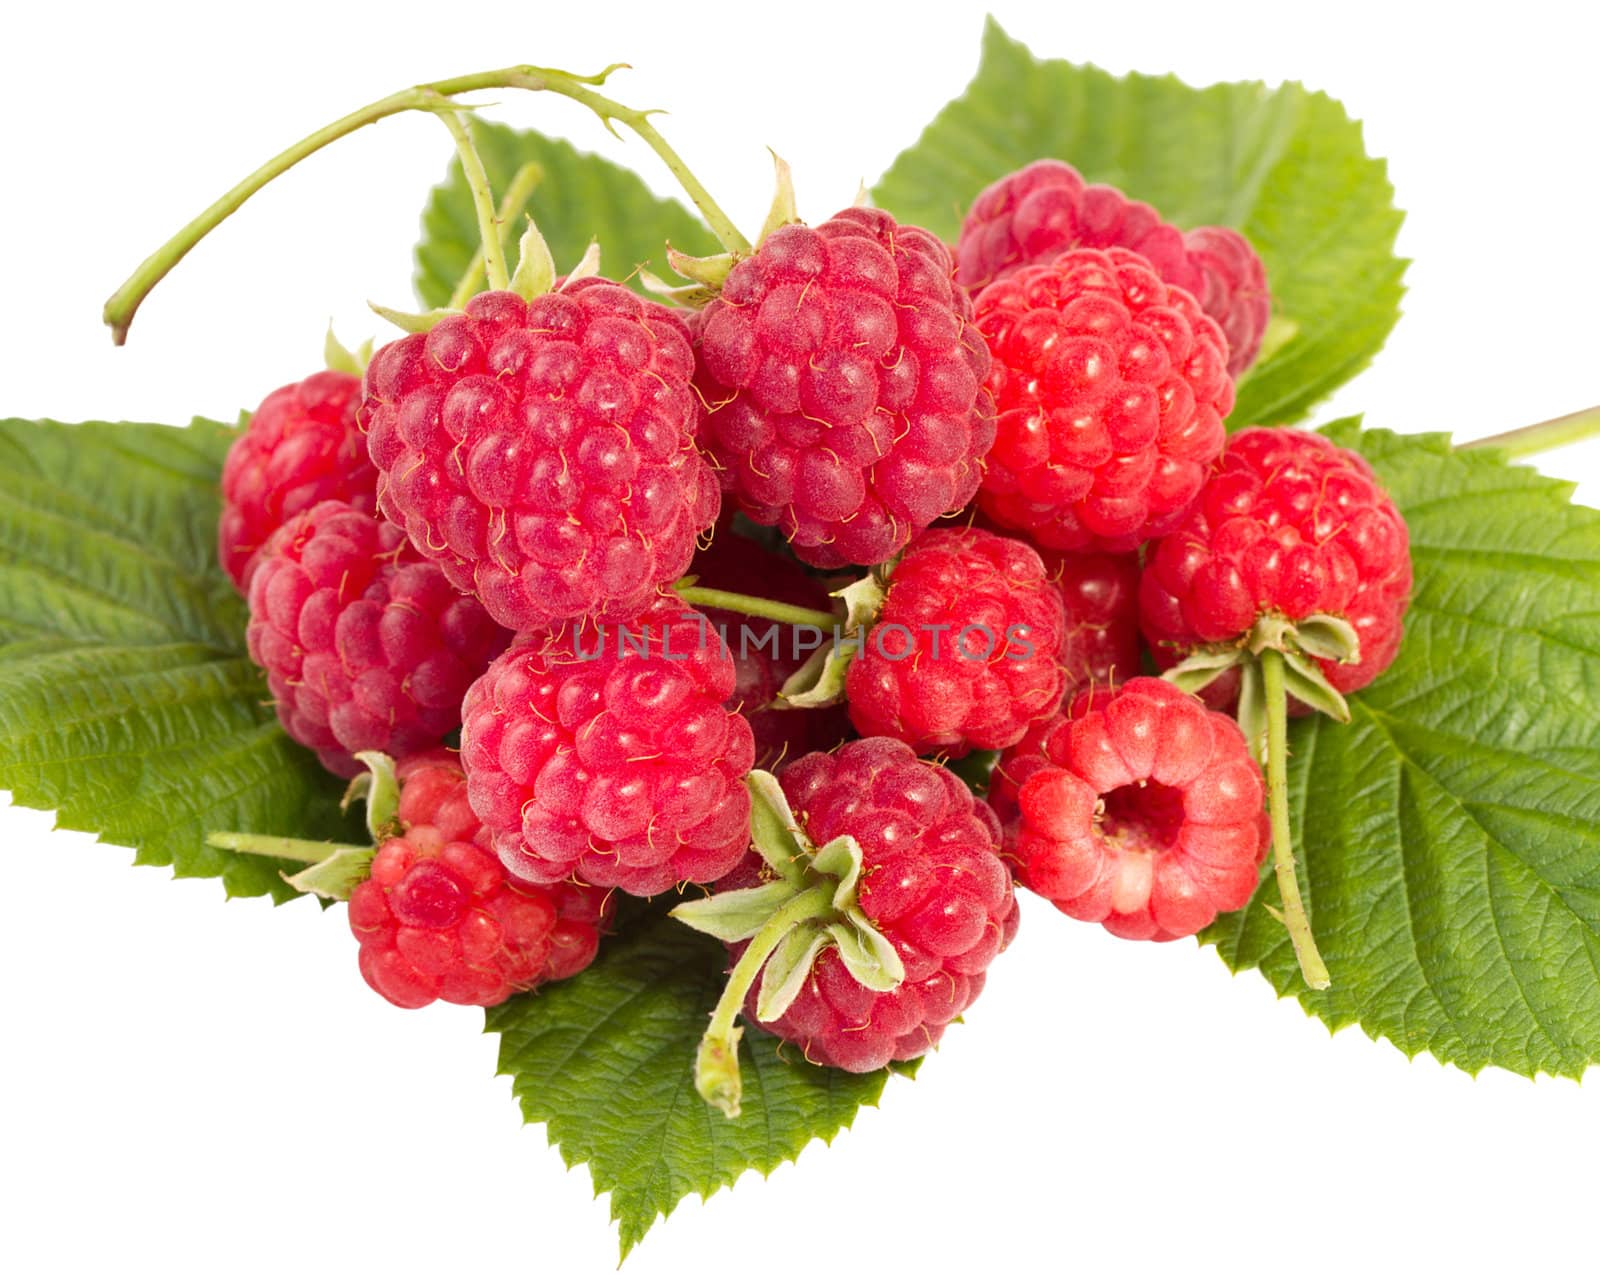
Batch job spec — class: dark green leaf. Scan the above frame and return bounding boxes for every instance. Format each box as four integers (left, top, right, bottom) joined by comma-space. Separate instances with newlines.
871, 18, 1406, 428
0, 417, 353, 901
487, 903, 915, 1260
1205, 420, 1600, 1078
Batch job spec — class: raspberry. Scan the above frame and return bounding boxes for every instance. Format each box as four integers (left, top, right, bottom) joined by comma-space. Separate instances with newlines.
460, 594, 756, 895
996, 678, 1267, 940
218, 370, 375, 591
1038, 549, 1142, 694
1184, 226, 1271, 375
1140, 427, 1413, 697
974, 247, 1233, 554
693, 207, 994, 569
359, 285, 719, 632
348, 751, 610, 1008
844, 527, 1066, 755
690, 531, 851, 766
246, 501, 509, 778
954, 159, 1270, 374
679, 739, 1018, 1101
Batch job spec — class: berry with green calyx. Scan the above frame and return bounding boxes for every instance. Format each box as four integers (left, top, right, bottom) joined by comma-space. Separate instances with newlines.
674, 740, 1017, 1117
208, 751, 610, 1008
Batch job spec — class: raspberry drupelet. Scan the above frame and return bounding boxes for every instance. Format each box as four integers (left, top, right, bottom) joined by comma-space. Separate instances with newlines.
245, 500, 509, 778
460, 594, 756, 896
693, 207, 994, 569
359, 285, 719, 632
974, 247, 1234, 554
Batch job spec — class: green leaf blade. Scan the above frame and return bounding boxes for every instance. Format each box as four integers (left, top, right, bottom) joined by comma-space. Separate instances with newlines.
1204, 422, 1600, 1078
488, 906, 913, 1260
0, 417, 355, 902
414, 120, 720, 308
871, 18, 1406, 428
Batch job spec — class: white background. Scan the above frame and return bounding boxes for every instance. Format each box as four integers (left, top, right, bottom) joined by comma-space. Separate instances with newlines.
3, 2, 1597, 1272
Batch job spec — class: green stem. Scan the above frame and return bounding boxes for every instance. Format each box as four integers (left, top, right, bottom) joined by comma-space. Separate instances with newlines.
1259, 649, 1331, 990
694, 885, 833, 1118
435, 107, 509, 292
676, 584, 838, 630
104, 64, 748, 343
206, 832, 367, 864
1461, 406, 1600, 459
447, 160, 545, 309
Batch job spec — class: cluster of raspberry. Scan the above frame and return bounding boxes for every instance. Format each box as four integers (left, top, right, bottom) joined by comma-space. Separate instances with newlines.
196, 141, 1407, 1114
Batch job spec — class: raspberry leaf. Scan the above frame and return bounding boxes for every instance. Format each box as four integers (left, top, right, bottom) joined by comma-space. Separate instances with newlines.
872, 18, 1405, 428
487, 903, 917, 1259
0, 417, 355, 901
414, 119, 720, 308
1204, 420, 1600, 1077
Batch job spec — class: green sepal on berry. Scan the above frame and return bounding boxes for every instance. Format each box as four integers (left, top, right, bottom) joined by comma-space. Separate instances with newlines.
1163, 610, 1359, 760
207, 752, 403, 899
776, 570, 889, 709
672, 771, 907, 1117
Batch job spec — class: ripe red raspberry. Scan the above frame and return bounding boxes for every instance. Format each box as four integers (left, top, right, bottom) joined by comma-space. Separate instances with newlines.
218, 370, 375, 591
996, 678, 1267, 940
690, 531, 850, 766
693, 207, 994, 569
701, 740, 1018, 1078
1184, 226, 1271, 375
1140, 427, 1413, 697
954, 159, 1269, 375
359, 286, 719, 632
845, 527, 1066, 755
246, 501, 509, 778
460, 594, 756, 895
1038, 549, 1142, 694
348, 751, 610, 1008
974, 247, 1233, 554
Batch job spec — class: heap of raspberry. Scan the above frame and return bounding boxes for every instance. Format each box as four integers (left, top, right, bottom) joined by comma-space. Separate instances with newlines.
1037, 548, 1142, 694
360, 285, 719, 632
845, 527, 1066, 755
693, 207, 994, 569
460, 594, 755, 895
349, 751, 611, 1008
1140, 427, 1413, 698
218, 370, 375, 591
974, 246, 1234, 553
954, 159, 1269, 373
992, 678, 1267, 940
675, 740, 1018, 1114
689, 529, 850, 767
246, 501, 508, 777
